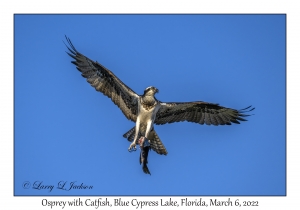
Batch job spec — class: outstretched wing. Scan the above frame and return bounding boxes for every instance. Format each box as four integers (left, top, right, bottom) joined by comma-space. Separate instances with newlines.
65, 36, 139, 122
155, 101, 254, 126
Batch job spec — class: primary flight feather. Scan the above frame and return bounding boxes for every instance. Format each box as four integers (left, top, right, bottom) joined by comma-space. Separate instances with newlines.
64, 36, 254, 175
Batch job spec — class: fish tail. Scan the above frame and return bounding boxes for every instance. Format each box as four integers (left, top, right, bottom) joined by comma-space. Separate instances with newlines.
140, 146, 151, 175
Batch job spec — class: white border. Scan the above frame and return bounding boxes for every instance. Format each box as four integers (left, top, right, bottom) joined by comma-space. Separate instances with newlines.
2, 0, 297, 209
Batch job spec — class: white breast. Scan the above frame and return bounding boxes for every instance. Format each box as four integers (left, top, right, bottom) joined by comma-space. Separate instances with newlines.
138, 101, 161, 124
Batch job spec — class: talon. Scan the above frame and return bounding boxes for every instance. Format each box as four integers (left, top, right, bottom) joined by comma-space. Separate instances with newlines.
128, 143, 137, 152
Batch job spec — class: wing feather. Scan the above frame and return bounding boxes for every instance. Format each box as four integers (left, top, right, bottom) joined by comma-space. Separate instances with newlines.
215, 114, 225, 125
65, 36, 139, 122
155, 101, 254, 126
204, 112, 211, 125
199, 111, 205, 125
210, 114, 218, 126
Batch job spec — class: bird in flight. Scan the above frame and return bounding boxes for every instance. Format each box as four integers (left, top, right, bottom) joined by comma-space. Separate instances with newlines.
64, 36, 254, 175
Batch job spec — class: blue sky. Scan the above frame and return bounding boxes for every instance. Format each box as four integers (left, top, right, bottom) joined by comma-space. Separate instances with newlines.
14, 14, 286, 196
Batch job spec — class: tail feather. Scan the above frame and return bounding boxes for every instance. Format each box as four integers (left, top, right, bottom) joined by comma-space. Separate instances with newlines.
149, 130, 168, 155
123, 126, 140, 142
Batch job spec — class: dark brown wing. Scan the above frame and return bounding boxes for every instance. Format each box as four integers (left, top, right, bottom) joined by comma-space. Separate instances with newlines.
155, 101, 254, 126
65, 36, 139, 122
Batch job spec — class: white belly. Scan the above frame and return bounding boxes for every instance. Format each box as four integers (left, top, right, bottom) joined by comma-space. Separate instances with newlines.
137, 103, 161, 135
139, 107, 155, 122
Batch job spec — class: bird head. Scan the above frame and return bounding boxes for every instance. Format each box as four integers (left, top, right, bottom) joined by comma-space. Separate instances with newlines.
143, 86, 159, 96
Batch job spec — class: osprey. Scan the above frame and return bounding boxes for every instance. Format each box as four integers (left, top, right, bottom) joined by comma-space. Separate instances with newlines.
65, 36, 254, 175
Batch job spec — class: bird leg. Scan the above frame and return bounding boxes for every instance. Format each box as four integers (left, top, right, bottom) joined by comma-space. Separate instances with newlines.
144, 121, 153, 144
128, 142, 137, 152
129, 136, 150, 152
128, 118, 140, 152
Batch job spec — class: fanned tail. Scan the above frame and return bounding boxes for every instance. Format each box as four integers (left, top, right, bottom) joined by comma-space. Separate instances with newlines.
149, 130, 168, 155
123, 126, 140, 142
